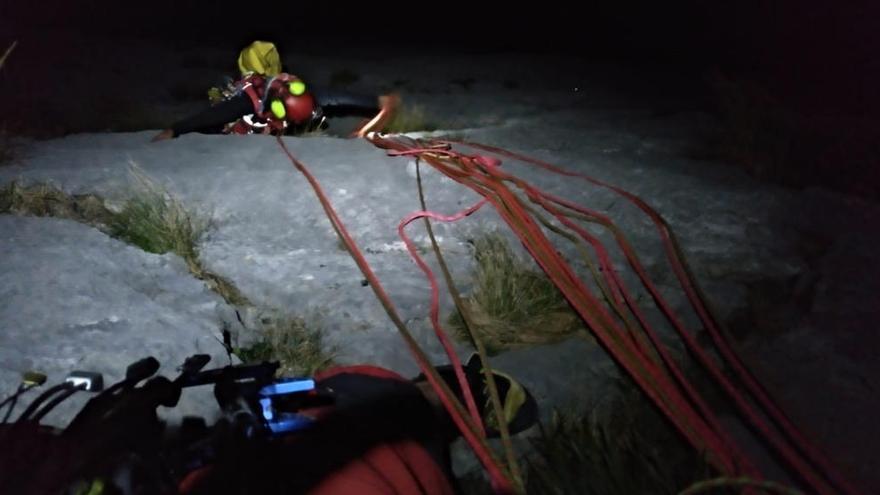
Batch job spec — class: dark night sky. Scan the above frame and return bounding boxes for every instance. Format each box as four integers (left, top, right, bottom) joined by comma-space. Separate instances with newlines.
2, 1, 878, 116
3, 1, 876, 61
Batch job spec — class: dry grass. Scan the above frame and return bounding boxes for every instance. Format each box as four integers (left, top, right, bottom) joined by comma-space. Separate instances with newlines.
448, 232, 582, 355
384, 104, 443, 134
108, 166, 249, 306
0, 166, 248, 307
109, 166, 208, 259
460, 380, 714, 495
0, 175, 335, 377
0, 181, 115, 227
522, 389, 712, 495
235, 312, 336, 376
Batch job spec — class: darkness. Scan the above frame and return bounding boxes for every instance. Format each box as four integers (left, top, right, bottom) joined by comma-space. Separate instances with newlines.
1, 0, 878, 189
4, 1, 877, 64
4, 1, 877, 107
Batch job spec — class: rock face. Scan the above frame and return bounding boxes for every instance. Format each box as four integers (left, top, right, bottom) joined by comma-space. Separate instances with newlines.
0, 215, 229, 425
0, 42, 877, 491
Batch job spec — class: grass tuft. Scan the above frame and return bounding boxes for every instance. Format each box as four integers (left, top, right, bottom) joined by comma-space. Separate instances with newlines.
384, 104, 443, 134
109, 166, 207, 259
236, 312, 336, 376
448, 232, 581, 355
460, 380, 714, 495
0, 181, 115, 226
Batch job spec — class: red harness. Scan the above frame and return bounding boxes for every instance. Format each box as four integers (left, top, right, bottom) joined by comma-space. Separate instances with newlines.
228, 73, 317, 135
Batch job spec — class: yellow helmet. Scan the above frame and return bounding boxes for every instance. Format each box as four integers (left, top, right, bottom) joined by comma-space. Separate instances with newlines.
237, 40, 281, 77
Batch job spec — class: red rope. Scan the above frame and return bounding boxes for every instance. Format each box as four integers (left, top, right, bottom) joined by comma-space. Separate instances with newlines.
279, 127, 859, 494
274, 136, 515, 493
398, 200, 491, 436
520, 188, 760, 476
450, 139, 861, 495
370, 134, 741, 474
455, 157, 740, 472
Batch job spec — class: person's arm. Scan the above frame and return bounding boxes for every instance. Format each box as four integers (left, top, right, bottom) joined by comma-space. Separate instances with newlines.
313, 89, 383, 118
152, 93, 254, 141
313, 90, 399, 137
